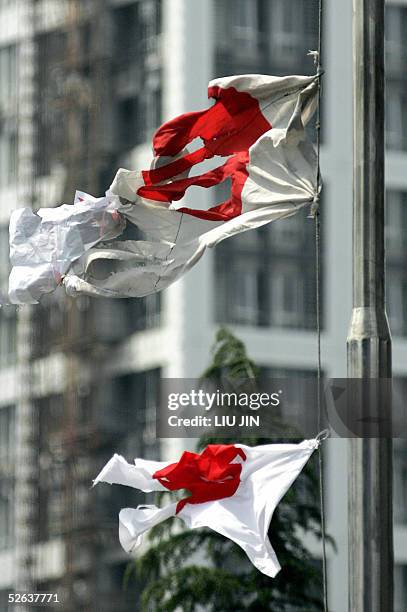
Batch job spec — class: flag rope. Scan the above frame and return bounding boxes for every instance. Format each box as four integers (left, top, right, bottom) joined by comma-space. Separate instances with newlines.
153, 211, 184, 291
311, 0, 329, 608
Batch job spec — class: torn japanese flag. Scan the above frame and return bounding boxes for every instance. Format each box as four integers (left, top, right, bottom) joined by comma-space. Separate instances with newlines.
9, 74, 319, 303
93, 439, 319, 577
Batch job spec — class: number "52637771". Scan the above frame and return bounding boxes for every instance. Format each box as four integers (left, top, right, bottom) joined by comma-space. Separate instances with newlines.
8, 593, 60, 605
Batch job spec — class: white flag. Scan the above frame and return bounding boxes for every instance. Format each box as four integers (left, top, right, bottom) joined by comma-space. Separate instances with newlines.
9, 74, 318, 303
94, 439, 319, 577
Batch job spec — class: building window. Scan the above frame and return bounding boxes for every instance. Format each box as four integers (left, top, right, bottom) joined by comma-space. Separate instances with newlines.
395, 564, 407, 612
267, 0, 319, 73
144, 72, 162, 142
215, 0, 318, 76
0, 406, 15, 551
269, 0, 308, 67
31, 291, 161, 359
113, 0, 162, 151
234, 0, 259, 43
270, 262, 306, 327
386, 81, 407, 151
386, 191, 407, 336
386, 6, 407, 151
386, 5, 407, 75
0, 224, 10, 293
0, 307, 16, 368
394, 438, 407, 525
216, 208, 320, 330
260, 366, 319, 429
0, 225, 16, 367
37, 370, 161, 542
215, 0, 259, 60
140, 0, 162, 59
93, 370, 161, 543
98, 561, 141, 608
109, 369, 161, 459
0, 591, 12, 612
0, 45, 18, 188
36, 30, 68, 177
0, 44, 16, 105
37, 395, 65, 541
224, 0, 259, 56
234, 260, 262, 326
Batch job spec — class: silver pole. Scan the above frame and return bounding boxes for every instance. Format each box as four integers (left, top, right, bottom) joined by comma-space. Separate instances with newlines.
347, 0, 393, 610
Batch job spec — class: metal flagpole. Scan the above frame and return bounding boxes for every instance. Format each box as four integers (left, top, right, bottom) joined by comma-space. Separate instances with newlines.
347, 0, 393, 610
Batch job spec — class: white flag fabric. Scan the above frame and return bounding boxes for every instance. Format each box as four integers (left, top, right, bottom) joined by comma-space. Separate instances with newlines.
93, 439, 320, 577
8, 194, 125, 304
8, 74, 319, 303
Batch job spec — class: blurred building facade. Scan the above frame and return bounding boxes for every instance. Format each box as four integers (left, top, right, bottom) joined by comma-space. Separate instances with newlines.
0, 0, 407, 610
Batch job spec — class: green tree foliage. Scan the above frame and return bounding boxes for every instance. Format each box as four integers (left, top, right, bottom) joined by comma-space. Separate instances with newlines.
133, 328, 327, 611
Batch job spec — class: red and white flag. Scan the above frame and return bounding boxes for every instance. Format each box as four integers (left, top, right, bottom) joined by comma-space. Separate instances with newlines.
93, 439, 320, 577
9, 74, 318, 303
